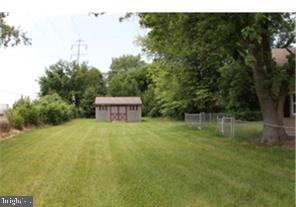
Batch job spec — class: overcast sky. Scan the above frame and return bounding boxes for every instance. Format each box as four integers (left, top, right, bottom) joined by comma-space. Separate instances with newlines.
0, 13, 147, 106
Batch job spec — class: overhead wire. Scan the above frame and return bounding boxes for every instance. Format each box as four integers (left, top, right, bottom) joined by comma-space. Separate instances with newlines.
0, 89, 34, 97
69, 15, 81, 39
26, 13, 66, 59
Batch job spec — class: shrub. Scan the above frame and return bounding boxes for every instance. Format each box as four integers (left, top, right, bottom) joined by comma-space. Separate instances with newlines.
37, 94, 74, 125
12, 97, 40, 126
7, 94, 74, 130
0, 118, 11, 132
7, 110, 24, 130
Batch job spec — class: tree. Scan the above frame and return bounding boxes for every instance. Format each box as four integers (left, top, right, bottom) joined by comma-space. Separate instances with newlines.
108, 73, 141, 96
219, 61, 260, 119
0, 12, 30, 47
108, 54, 146, 79
80, 87, 99, 118
107, 55, 156, 116
137, 13, 295, 144
107, 54, 148, 97
39, 60, 106, 117
39, 60, 72, 100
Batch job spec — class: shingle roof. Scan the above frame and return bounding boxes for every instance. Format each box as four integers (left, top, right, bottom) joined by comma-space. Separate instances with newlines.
95, 97, 142, 105
272, 48, 295, 66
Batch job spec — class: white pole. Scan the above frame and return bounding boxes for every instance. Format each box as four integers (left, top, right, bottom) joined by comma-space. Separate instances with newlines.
222, 117, 224, 135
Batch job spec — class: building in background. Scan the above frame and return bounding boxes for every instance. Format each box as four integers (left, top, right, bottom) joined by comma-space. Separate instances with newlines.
0, 104, 9, 116
95, 97, 142, 122
272, 48, 295, 118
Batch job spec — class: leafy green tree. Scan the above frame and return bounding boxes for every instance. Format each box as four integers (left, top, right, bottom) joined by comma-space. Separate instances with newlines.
39, 60, 72, 100
107, 54, 148, 96
0, 12, 30, 47
137, 13, 295, 144
108, 71, 142, 97
70, 63, 106, 108
145, 61, 219, 119
219, 61, 260, 118
108, 54, 146, 79
107, 55, 156, 116
80, 87, 98, 118
39, 61, 106, 117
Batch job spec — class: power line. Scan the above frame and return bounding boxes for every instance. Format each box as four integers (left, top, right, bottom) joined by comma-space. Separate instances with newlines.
0, 89, 22, 96
47, 17, 68, 46
26, 14, 65, 59
70, 39, 87, 64
46, 17, 75, 58
69, 16, 81, 39
0, 89, 33, 97
27, 14, 60, 47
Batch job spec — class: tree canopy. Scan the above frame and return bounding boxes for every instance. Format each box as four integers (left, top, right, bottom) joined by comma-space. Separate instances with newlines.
39, 61, 106, 117
0, 12, 30, 47
108, 54, 146, 79
136, 13, 295, 143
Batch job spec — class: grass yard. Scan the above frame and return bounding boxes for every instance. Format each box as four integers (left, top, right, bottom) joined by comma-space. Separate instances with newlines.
0, 119, 294, 207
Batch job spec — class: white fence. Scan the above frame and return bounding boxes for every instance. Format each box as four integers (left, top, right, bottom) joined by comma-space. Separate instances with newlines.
185, 112, 219, 130
185, 112, 295, 138
185, 113, 235, 137
217, 116, 235, 137
185, 113, 202, 129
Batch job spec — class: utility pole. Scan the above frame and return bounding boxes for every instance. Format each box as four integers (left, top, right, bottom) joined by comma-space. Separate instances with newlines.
70, 39, 87, 64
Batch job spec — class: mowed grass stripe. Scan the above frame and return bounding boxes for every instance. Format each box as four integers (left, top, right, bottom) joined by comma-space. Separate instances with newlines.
37, 120, 98, 206
109, 121, 229, 206
0, 123, 77, 182
144, 121, 294, 206
0, 120, 89, 196
0, 119, 294, 207
104, 120, 294, 206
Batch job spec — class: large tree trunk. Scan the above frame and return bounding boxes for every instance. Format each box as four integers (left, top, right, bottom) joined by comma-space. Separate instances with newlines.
258, 94, 288, 144
250, 45, 289, 144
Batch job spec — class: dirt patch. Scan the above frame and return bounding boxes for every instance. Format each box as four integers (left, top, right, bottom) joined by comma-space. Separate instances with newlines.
0, 129, 21, 140
281, 139, 295, 150
248, 137, 295, 150
0, 128, 32, 141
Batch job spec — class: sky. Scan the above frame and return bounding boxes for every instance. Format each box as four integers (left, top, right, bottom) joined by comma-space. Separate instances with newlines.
0, 13, 148, 106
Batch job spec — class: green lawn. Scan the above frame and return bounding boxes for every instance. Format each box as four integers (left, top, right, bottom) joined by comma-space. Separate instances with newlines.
0, 119, 294, 207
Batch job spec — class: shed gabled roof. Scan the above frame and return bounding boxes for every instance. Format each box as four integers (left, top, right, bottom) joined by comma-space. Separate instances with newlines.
95, 97, 142, 105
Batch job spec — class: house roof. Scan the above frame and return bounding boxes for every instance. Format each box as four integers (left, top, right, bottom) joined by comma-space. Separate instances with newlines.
95, 97, 142, 105
272, 48, 295, 66
0, 104, 8, 115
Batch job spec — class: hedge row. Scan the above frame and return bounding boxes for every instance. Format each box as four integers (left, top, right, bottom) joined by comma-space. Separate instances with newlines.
7, 94, 74, 130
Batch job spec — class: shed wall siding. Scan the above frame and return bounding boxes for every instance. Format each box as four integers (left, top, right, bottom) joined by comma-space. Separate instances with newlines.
127, 106, 141, 122
95, 107, 109, 121
96, 105, 141, 122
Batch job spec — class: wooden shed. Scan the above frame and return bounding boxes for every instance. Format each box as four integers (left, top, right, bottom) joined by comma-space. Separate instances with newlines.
95, 97, 142, 122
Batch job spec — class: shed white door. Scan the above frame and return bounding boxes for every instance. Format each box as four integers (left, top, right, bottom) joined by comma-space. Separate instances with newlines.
118, 106, 127, 121
110, 106, 118, 121
110, 106, 127, 121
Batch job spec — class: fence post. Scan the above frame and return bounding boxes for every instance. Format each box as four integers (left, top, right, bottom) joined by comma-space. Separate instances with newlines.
221, 117, 224, 135
232, 117, 235, 137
